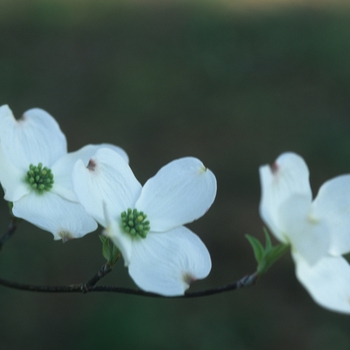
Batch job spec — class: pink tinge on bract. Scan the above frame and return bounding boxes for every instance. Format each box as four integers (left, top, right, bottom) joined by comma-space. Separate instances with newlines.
271, 161, 279, 174
87, 159, 97, 171
183, 273, 196, 285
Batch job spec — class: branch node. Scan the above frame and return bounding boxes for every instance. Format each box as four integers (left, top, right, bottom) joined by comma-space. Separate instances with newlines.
80, 284, 90, 294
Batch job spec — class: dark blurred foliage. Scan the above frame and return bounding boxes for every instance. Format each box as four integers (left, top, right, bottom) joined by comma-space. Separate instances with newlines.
1, 1, 350, 349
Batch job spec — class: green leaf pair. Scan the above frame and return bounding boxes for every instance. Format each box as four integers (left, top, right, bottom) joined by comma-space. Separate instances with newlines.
246, 228, 289, 276
99, 235, 120, 266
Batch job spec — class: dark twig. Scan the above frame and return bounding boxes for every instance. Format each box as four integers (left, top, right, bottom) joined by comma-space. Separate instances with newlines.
0, 218, 259, 298
0, 217, 18, 250
81, 263, 113, 293
90, 271, 259, 298
0, 271, 259, 298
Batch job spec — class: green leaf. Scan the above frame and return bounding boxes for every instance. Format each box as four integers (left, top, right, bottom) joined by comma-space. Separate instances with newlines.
263, 227, 272, 251
269, 243, 289, 263
247, 228, 289, 276
260, 244, 289, 274
100, 235, 120, 266
246, 234, 265, 264
99, 235, 107, 244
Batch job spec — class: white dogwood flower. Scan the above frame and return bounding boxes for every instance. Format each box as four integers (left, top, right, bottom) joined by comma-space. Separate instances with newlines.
73, 148, 216, 296
260, 152, 350, 313
0, 105, 128, 241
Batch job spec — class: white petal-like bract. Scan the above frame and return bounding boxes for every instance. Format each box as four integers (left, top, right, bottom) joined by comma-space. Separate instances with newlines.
73, 148, 141, 227
278, 195, 329, 265
13, 192, 97, 240
259, 152, 312, 244
103, 204, 133, 265
0, 106, 67, 169
52, 144, 129, 203
312, 175, 350, 256
0, 144, 31, 202
136, 157, 217, 232
293, 252, 350, 314
128, 226, 211, 296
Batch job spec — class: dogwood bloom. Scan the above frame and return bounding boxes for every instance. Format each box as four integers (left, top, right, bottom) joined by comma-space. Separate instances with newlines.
259, 152, 350, 313
73, 148, 216, 296
0, 105, 128, 241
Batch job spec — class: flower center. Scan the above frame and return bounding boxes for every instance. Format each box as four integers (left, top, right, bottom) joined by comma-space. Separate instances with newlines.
121, 208, 150, 239
25, 163, 54, 194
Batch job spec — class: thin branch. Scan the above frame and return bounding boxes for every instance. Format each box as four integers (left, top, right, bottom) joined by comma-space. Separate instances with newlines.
0, 218, 259, 298
90, 272, 259, 298
0, 217, 18, 250
0, 272, 258, 298
81, 263, 113, 293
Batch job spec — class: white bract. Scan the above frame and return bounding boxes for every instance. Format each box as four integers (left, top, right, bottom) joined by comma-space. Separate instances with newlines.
0, 105, 128, 241
73, 148, 216, 296
259, 152, 350, 313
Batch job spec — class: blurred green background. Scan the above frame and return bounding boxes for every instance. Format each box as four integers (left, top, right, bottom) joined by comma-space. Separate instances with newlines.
1, 0, 350, 349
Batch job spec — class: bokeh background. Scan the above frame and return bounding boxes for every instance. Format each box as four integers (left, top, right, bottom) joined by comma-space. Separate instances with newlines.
1, 0, 350, 349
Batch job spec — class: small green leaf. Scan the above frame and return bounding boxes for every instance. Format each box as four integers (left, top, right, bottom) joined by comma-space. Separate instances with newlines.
263, 227, 272, 251
100, 235, 120, 266
246, 234, 265, 264
269, 243, 289, 264
259, 243, 289, 274
247, 228, 289, 276
99, 235, 107, 244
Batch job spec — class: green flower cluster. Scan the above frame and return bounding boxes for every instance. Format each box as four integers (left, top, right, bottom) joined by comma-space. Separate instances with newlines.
121, 208, 150, 238
25, 163, 54, 194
